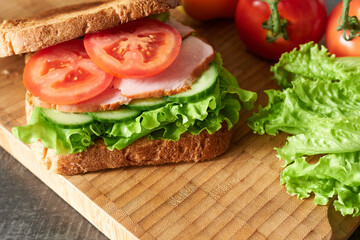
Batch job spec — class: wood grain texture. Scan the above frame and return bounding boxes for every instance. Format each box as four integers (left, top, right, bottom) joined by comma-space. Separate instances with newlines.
0, 1, 360, 239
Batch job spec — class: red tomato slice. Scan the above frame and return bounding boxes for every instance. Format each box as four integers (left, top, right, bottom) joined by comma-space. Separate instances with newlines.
84, 19, 182, 79
24, 39, 113, 105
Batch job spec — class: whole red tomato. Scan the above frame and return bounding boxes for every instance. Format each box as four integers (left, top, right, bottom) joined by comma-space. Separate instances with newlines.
326, 0, 360, 57
235, 0, 327, 60
182, 0, 238, 21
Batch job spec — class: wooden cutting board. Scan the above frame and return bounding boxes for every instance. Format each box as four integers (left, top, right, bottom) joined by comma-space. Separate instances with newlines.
1, 1, 360, 239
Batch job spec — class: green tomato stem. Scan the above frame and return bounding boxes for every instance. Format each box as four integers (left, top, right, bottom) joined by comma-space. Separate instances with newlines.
337, 0, 360, 41
261, 0, 288, 43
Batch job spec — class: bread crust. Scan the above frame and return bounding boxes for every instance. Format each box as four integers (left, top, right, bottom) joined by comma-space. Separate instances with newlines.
31, 125, 234, 175
0, 0, 181, 57
26, 94, 234, 175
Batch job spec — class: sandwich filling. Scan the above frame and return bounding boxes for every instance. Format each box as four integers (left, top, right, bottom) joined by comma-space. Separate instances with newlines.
13, 16, 257, 155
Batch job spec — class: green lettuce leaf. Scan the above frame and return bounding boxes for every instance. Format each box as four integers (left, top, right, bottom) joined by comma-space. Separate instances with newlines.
147, 11, 170, 22
277, 116, 360, 164
271, 42, 360, 88
281, 152, 360, 216
248, 42, 360, 216
13, 54, 256, 155
12, 107, 96, 154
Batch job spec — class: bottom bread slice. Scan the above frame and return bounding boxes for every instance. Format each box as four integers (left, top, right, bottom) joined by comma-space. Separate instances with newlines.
26, 95, 234, 175
31, 125, 234, 175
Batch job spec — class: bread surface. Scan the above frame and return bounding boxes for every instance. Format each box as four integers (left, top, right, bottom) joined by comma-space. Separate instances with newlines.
26, 95, 234, 175
0, 0, 180, 57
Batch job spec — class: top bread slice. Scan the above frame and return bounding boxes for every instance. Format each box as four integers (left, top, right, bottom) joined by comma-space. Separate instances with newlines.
0, 0, 180, 58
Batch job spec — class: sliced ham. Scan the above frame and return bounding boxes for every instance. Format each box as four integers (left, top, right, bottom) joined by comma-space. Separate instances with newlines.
114, 36, 215, 98
166, 17, 196, 38
28, 87, 131, 113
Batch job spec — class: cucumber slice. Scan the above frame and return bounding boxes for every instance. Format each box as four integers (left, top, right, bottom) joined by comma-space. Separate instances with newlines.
40, 108, 93, 129
88, 108, 141, 123
127, 98, 168, 111
167, 64, 218, 102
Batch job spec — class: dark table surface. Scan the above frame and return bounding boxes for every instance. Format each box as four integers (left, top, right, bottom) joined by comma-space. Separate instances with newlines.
1, 0, 360, 239
0, 147, 107, 240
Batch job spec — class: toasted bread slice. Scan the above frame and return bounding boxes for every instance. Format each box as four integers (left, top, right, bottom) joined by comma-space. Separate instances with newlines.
26, 97, 234, 175
0, 0, 180, 57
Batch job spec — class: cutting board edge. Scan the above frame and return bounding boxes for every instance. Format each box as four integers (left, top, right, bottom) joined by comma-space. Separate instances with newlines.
0, 124, 139, 240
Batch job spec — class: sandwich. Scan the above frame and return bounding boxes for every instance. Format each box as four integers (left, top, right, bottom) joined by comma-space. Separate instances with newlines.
2, 0, 256, 175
